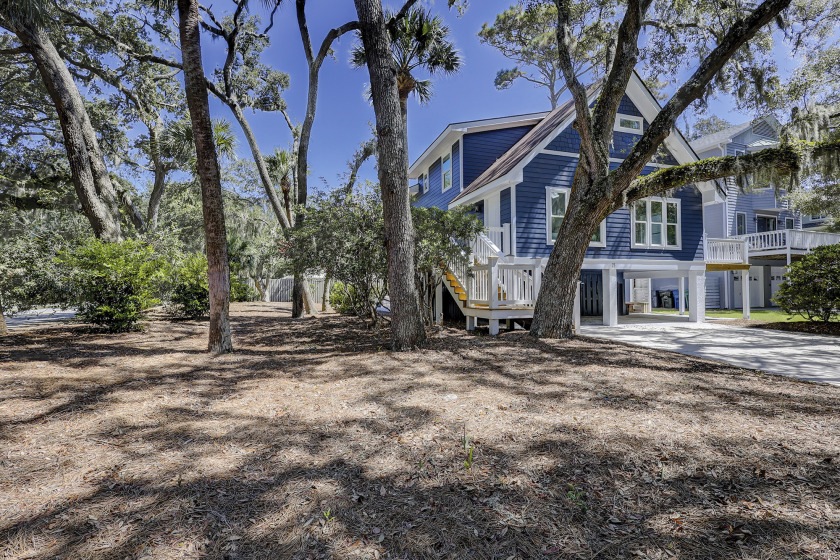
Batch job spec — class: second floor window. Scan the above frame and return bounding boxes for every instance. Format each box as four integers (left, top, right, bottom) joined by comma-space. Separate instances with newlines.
546, 187, 568, 243
546, 186, 606, 246
442, 155, 452, 192
632, 198, 681, 248
736, 212, 747, 236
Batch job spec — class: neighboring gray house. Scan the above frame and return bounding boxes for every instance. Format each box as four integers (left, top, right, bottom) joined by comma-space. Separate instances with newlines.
685, 116, 840, 310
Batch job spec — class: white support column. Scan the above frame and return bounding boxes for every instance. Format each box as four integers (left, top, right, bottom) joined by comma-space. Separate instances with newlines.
602, 267, 618, 327
466, 315, 476, 331
488, 256, 500, 309
678, 276, 686, 315
434, 280, 443, 325
741, 270, 751, 320
532, 258, 542, 298
573, 280, 582, 333
489, 319, 500, 336
688, 270, 706, 323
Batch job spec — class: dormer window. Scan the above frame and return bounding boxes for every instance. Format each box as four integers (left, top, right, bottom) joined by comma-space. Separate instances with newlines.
442, 155, 452, 192
615, 114, 643, 134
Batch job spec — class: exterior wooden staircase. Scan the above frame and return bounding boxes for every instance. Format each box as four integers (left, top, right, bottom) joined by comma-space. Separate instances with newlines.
437, 234, 541, 334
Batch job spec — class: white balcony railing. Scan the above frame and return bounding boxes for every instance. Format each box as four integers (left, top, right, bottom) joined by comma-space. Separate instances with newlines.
706, 238, 748, 263
737, 229, 840, 254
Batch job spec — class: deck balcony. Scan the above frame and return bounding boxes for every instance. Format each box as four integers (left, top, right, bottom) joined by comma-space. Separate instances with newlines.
736, 229, 840, 261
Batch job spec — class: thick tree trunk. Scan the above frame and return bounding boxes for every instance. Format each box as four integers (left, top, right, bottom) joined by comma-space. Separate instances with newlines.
290, 60, 322, 318
531, 175, 611, 338
0, 308, 7, 336
10, 18, 122, 241
146, 123, 168, 231
147, 167, 166, 231
353, 0, 426, 350
177, 0, 232, 354
228, 103, 291, 230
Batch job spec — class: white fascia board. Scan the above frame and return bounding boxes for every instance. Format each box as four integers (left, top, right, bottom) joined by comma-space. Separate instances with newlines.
409, 113, 548, 176
625, 73, 723, 201
581, 258, 707, 271
448, 178, 516, 209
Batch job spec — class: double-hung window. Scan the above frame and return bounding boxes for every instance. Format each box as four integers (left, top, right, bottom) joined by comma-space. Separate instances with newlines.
785, 217, 795, 230
442, 155, 452, 192
546, 187, 569, 244
546, 186, 606, 246
632, 197, 681, 248
421, 172, 428, 193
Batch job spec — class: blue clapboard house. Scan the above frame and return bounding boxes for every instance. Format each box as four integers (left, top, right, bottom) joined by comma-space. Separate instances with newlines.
409, 72, 752, 334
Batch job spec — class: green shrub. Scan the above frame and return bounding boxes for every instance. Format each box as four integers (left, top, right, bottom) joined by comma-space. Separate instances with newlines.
329, 281, 358, 315
60, 239, 165, 332
171, 253, 210, 319
170, 254, 257, 317
774, 244, 840, 322
230, 276, 258, 302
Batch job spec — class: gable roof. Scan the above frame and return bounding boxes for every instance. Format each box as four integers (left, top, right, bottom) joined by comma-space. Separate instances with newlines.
408, 111, 549, 177
449, 71, 721, 207
450, 95, 580, 203
690, 115, 780, 154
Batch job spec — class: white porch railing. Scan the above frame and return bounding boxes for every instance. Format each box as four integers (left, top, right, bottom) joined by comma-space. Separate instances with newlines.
445, 232, 540, 309
485, 224, 512, 256
788, 230, 840, 250
706, 238, 748, 264
469, 232, 506, 265
467, 257, 541, 308
737, 229, 840, 254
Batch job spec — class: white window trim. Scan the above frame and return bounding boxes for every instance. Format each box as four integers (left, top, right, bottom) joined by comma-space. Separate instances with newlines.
589, 220, 607, 248
545, 186, 607, 247
614, 114, 643, 135
441, 154, 452, 192
735, 211, 747, 236
422, 172, 429, 193
545, 186, 569, 245
630, 197, 682, 250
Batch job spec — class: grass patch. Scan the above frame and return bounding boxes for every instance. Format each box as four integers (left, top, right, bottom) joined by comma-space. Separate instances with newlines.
653, 307, 806, 322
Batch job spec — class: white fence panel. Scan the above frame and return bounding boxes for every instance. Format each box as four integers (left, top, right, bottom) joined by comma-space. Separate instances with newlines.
247, 276, 326, 303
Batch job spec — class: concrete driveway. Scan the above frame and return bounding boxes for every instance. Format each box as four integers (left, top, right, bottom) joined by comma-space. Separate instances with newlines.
5, 308, 77, 331
579, 314, 840, 386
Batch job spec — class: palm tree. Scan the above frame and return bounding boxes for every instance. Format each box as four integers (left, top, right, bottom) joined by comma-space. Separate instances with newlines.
265, 148, 296, 225
351, 7, 462, 129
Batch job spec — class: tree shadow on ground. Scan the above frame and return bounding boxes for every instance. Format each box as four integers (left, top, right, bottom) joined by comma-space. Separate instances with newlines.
0, 302, 837, 559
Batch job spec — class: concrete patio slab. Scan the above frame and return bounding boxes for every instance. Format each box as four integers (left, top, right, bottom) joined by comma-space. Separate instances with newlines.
580, 314, 840, 386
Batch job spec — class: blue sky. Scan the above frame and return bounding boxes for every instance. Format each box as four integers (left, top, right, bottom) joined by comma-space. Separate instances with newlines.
200, 1, 761, 191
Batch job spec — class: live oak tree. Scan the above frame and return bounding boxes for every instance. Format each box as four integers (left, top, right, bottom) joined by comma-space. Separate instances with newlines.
687, 115, 734, 140
527, 0, 840, 338
0, 0, 123, 240
1, 1, 193, 234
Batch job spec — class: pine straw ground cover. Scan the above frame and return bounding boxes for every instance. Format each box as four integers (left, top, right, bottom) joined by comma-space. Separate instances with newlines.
0, 303, 838, 560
